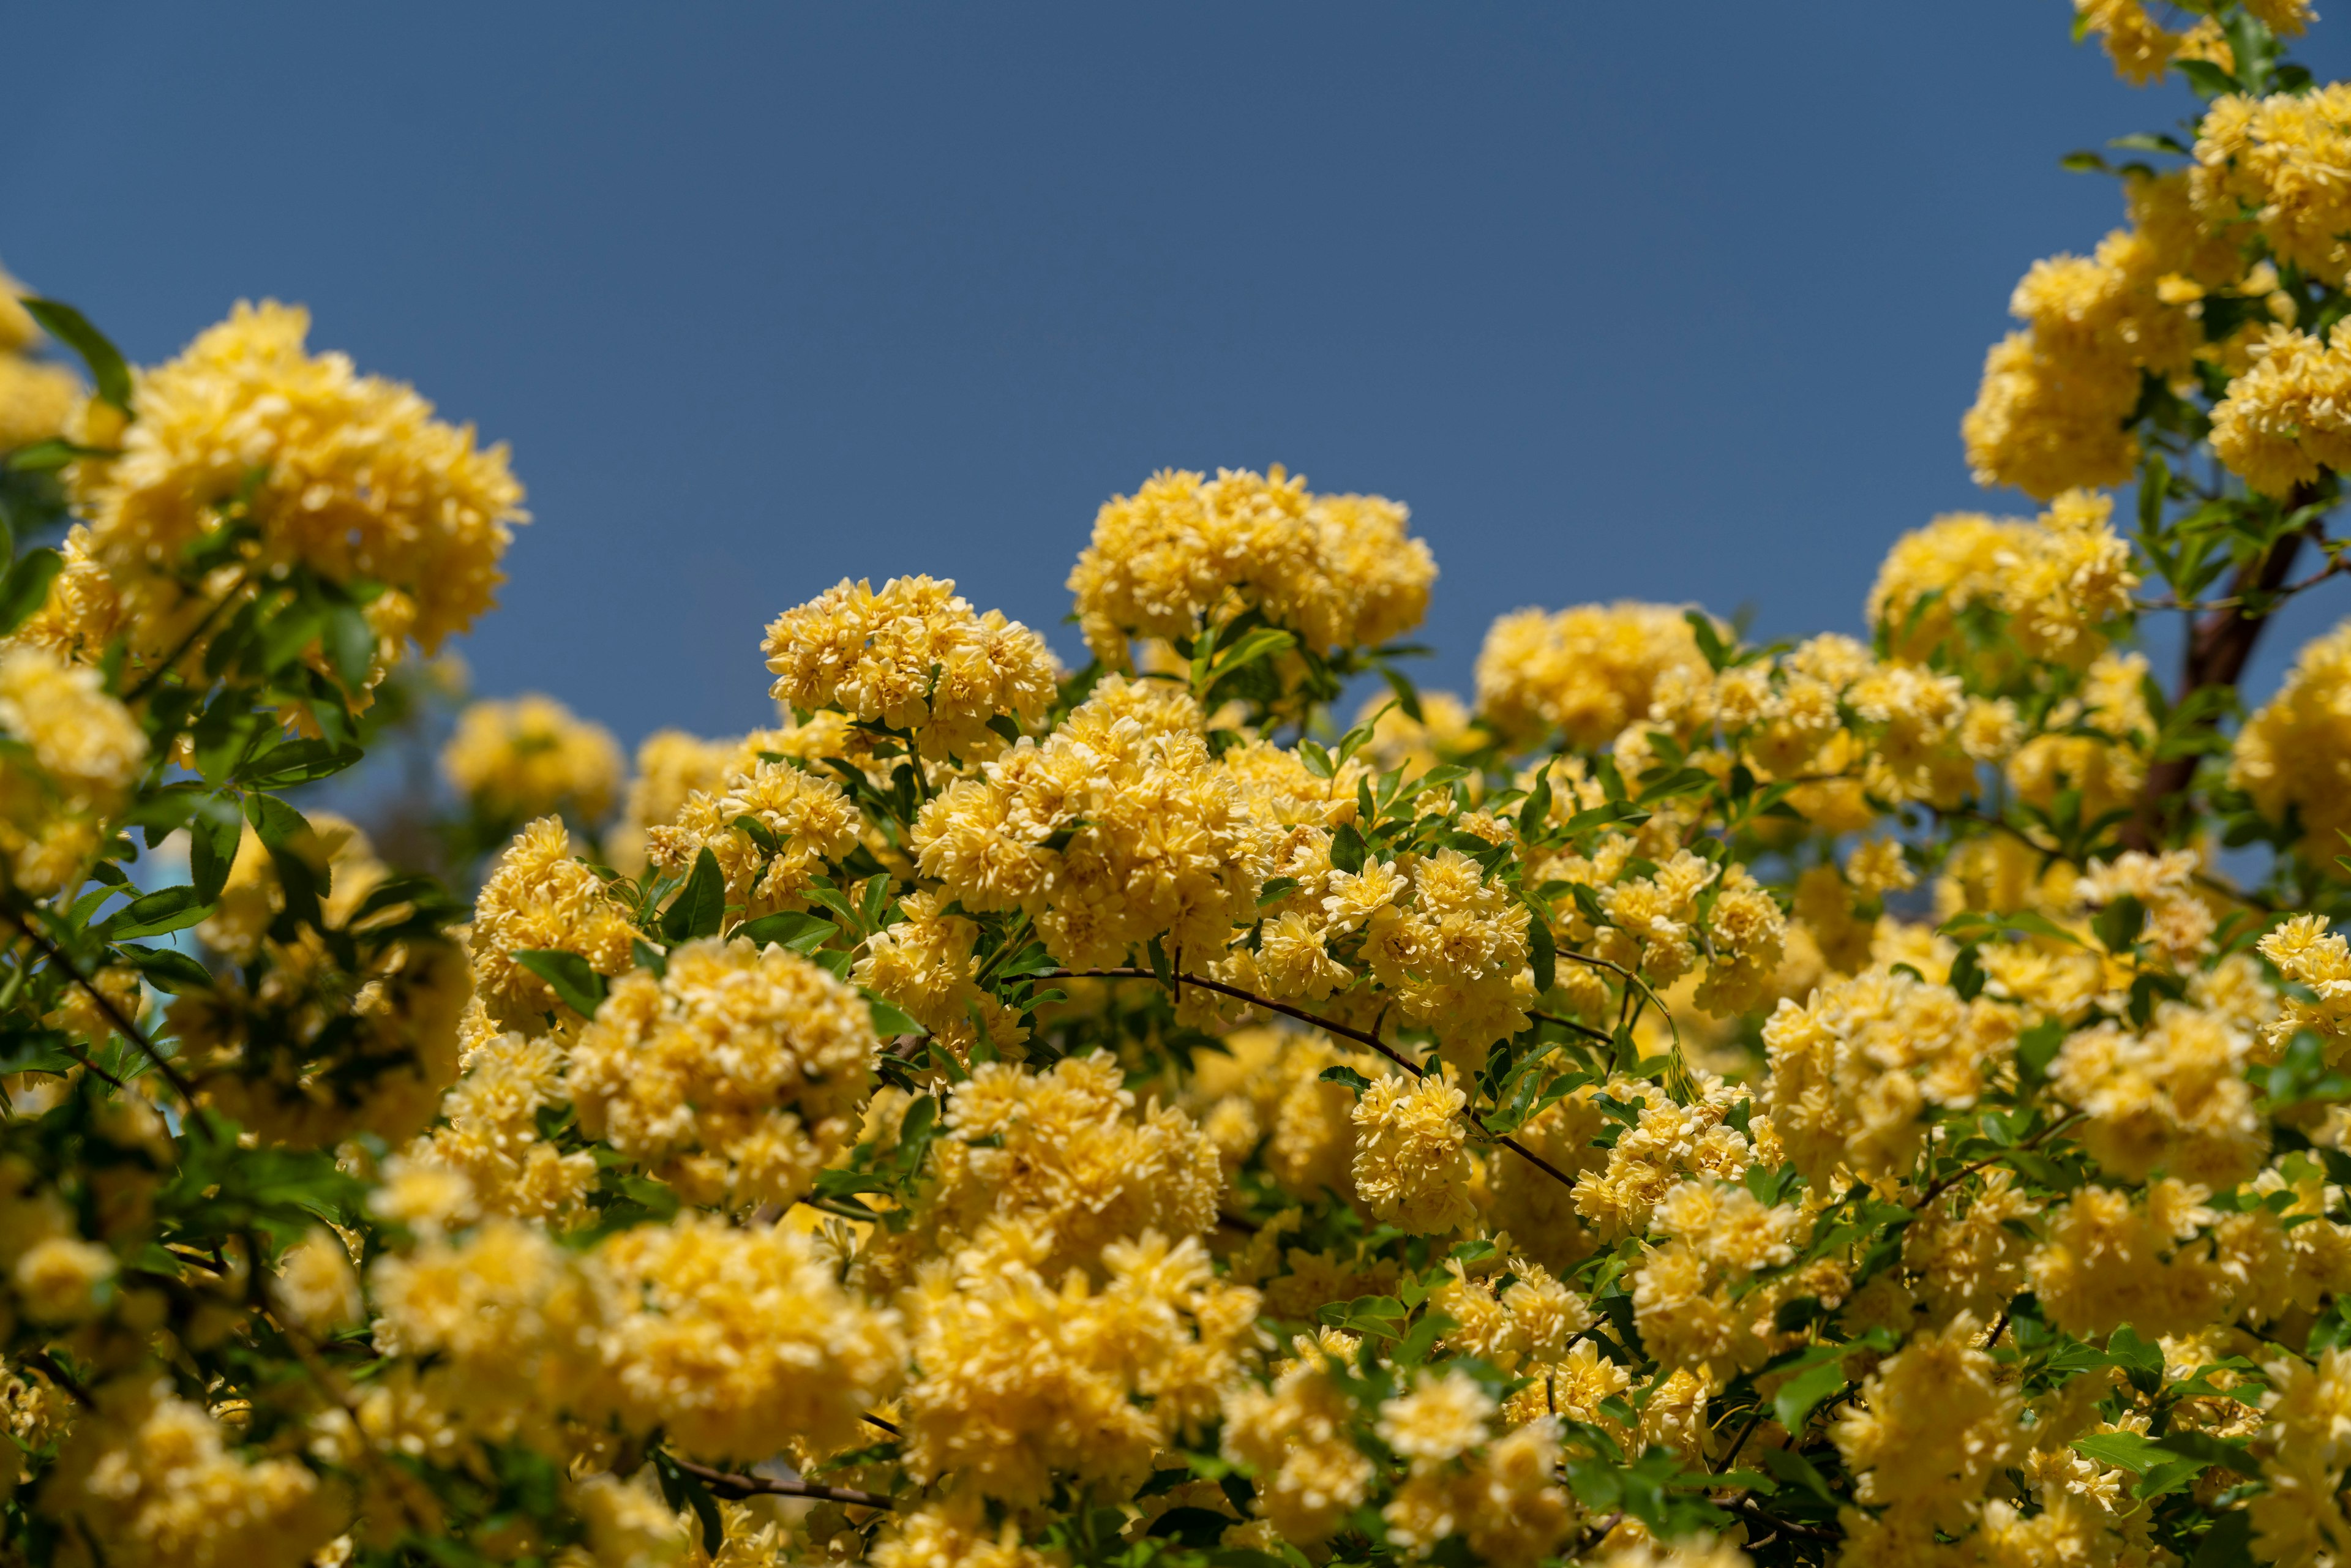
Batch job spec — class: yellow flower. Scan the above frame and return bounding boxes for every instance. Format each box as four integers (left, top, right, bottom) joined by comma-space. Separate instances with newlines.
0, 646, 147, 895
1068, 467, 1435, 665
765, 574, 1057, 760
441, 693, 623, 825
1474, 601, 1706, 750
72, 300, 523, 657
468, 816, 637, 1027
2195, 82, 2351, 285
1351, 1068, 1476, 1236
2234, 617, 2351, 865
566, 937, 877, 1210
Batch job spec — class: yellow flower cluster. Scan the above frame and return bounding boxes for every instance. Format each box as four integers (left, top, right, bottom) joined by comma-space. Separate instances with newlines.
1630, 1178, 1804, 1388
913, 676, 1256, 972
441, 693, 623, 826
900, 1221, 1259, 1503
1962, 178, 2227, 498
1222, 1333, 1376, 1545
373, 1212, 901, 1462
2233, 616, 2351, 861
2050, 1003, 2265, 1186
0, 647, 147, 894
2210, 323, 2351, 495
1349, 1067, 1477, 1236
644, 757, 862, 919
1186, 1024, 1368, 1203
2006, 648, 2151, 822
468, 817, 637, 1025
408, 1021, 595, 1223
2251, 1348, 2351, 1568
71, 301, 523, 657
41, 1376, 349, 1568
2195, 80, 2351, 285
591, 1212, 904, 1461
0, 267, 80, 453
894, 1053, 1222, 1283
1474, 601, 1706, 750
1068, 467, 1435, 664
1761, 964, 2016, 1187
1374, 1371, 1577, 1567
763, 575, 1057, 761
853, 890, 1029, 1059
2256, 913, 2351, 1064
566, 937, 876, 1210
1831, 1312, 2022, 1536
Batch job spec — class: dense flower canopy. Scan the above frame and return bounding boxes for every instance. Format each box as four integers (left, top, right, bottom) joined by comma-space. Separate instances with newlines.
14, 7, 2351, 1567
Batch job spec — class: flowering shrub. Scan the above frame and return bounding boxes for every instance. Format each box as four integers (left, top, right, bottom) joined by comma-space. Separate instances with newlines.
9, 6, 2351, 1565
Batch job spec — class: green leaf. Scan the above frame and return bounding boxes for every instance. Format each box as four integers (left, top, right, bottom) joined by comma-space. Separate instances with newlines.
1146, 932, 1176, 994
658, 847, 726, 943
1527, 906, 1557, 994
1565, 800, 1648, 835
1771, 1354, 1850, 1433
1329, 822, 1367, 876
1684, 609, 1730, 672
186, 795, 244, 905
1318, 1064, 1373, 1097
324, 602, 375, 690
1379, 665, 1424, 724
737, 910, 836, 953
234, 738, 363, 789
2017, 1017, 2068, 1084
20, 298, 132, 411
117, 943, 214, 994
4, 437, 119, 473
1635, 766, 1715, 806
866, 994, 924, 1038
1205, 626, 1296, 683
512, 950, 609, 1016
2072, 1431, 2170, 1475
1517, 763, 1553, 840
98, 885, 214, 940
0, 547, 62, 637
2188, 1510, 2255, 1568
2174, 58, 2240, 98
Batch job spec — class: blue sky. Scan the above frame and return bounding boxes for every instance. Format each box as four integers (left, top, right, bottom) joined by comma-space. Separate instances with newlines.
9, 2, 2351, 746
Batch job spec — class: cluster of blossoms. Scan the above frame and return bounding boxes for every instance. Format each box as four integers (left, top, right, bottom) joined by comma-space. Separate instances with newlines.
0, 271, 81, 455
17, 9, 2351, 1567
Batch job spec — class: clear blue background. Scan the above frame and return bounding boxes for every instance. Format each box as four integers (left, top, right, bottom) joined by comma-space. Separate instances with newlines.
10, 2, 2351, 747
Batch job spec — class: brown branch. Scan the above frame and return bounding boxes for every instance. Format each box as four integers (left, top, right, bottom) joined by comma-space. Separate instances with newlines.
1037, 968, 1582, 1191
0, 906, 190, 1104
670, 1455, 894, 1510
2125, 500, 2321, 850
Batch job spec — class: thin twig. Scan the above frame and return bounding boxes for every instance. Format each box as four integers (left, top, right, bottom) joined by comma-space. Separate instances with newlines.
1917, 1111, 2083, 1206
671, 1455, 894, 1510
23, 1349, 92, 1408
861, 1411, 902, 1438
1727, 1498, 1837, 1543
1529, 1010, 1614, 1047
0, 906, 194, 1105
1712, 1401, 1769, 1475
122, 568, 252, 705
1037, 968, 1582, 1191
